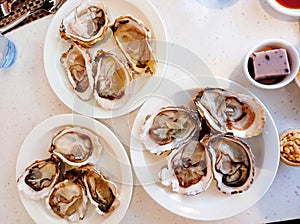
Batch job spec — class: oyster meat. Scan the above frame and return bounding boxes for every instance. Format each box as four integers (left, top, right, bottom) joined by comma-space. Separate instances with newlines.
59, 0, 109, 47
193, 88, 265, 138
60, 44, 94, 101
160, 140, 213, 195
93, 50, 133, 110
49, 127, 102, 166
203, 134, 255, 194
17, 125, 121, 221
46, 178, 88, 222
111, 15, 156, 77
141, 106, 202, 155
17, 156, 61, 200
82, 165, 120, 215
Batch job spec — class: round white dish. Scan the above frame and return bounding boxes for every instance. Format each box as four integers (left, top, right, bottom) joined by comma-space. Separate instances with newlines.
243, 38, 299, 90
16, 114, 133, 224
130, 75, 280, 220
266, 0, 300, 17
44, 0, 167, 118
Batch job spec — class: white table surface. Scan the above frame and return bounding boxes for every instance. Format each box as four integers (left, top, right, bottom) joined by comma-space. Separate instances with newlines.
1, 0, 300, 223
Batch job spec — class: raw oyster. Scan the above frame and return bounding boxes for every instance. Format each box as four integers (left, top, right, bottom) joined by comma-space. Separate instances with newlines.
49, 126, 102, 166
93, 50, 133, 110
60, 44, 94, 100
193, 88, 265, 138
111, 15, 156, 77
140, 106, 202, 155
59, 0, 109, 47
17, 156, 61, 200
203, 134, 255, 194
159, 140, 213, 195
82, 165, 120, 215
46, 178, 88, 222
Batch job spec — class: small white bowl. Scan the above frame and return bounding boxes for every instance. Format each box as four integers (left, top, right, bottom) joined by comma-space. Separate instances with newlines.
243, 38, 300, 90
279, 129, 300, 166
266, 0, 300, 17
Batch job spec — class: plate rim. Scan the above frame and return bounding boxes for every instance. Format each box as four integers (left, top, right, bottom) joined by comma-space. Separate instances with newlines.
43, 0, 168, 119
129, 75, 280, 220
16, 113, 133, 224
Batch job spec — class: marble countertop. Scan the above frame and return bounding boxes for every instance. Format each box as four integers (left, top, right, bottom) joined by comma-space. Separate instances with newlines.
0, 0, 300, 223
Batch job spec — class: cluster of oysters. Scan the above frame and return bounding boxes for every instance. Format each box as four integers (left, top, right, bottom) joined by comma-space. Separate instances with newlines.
17, 126, 119, 222
141, 87, 266, 195
59, 0, 156, 109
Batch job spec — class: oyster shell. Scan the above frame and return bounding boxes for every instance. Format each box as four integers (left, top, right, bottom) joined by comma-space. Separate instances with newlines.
59, 0, 109, 47
140, 106, 202, 155
46, 178, 88, 222
111, 15, 156, 77
82, 165, 120, 215
60, 44, 94, 101
93, 50, 133, 110
17, 156, 61, 200
203, 134, 255, 194
49, 126, 102, 167
159, 140, 213, 195
193, 88, 265, 138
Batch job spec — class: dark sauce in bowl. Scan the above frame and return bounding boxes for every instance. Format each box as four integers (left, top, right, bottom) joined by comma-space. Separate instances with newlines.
275, 0, 300, 9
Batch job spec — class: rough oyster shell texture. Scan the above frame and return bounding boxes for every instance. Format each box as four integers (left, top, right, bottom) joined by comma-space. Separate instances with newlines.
140, 106, 202, 155
17, 156, 61, 200
59, 0, 157, 110
59, 0, 110, 47
49, 126, 103, 167
46, 178, 88, 222
111, 15, 157, 77
60, 44, 94, 101
141, 87, 265, 195
17, 126, 120, 222
82, 165, 120, 216
93, 50, 133, 110
203, 134, 255, 194
159, 140, 213, 195
193, 87, 266, 138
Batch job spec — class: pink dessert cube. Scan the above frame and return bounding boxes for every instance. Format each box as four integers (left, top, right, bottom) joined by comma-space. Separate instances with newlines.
251, 48, 290, 80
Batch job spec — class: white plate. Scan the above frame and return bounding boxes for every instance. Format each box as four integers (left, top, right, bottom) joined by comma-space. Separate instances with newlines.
130, 75, 280, 220
266, 0, 300, 17
44, 0, 167, 118
16, 114, 133, 224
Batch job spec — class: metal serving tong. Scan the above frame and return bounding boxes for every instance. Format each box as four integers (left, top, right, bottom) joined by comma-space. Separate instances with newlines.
0, 0, 66, 34
0, 0, 17, 18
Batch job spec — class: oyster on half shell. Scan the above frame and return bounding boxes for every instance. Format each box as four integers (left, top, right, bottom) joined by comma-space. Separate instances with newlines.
49, 126, 102, 167
140, 106, 202, 155
60, 44, 94, 101
159, 140, 213, 195
111, 15, 156, 77
81, 165, 120, 215
203, 134, 255, 194
193, 88, 265, 138
59, 0, 109, 47
17, 156, 61, 200
46, 178, 88, 222
93, 50, 133, 110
